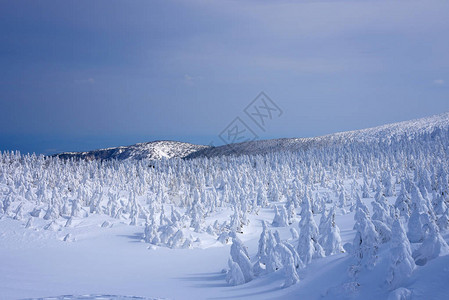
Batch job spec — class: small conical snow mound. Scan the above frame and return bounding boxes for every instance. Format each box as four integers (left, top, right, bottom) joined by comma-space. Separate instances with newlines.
386, 220, 415, 289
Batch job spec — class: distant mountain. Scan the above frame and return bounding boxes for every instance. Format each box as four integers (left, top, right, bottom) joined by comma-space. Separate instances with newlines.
54, 112, 449, 161
53, 140, 209, 161
186, 112, 449, 159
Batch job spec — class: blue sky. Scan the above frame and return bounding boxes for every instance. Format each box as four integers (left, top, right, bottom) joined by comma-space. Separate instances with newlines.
1, 0, 449, 154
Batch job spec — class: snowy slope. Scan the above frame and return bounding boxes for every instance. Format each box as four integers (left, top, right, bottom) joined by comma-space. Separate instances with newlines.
54, 140, 209, 161
187, 112, 449, 158
1, 111, 449, 300
53, 112, 449, 161
0, 206, 353, 300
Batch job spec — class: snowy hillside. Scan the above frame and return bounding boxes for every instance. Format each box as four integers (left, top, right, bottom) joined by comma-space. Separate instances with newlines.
54, 112, 449, 161
1, 112, 449, 299
187, 112, 449, 158
54, 140, 209, 161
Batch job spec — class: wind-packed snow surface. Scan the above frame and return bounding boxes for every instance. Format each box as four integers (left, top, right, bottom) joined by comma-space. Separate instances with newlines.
1, 112, 449, 299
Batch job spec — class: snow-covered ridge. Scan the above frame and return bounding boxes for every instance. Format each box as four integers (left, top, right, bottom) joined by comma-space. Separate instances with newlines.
53, 112, 449, 161
187, 112, 449, 158
54, 140, 209, 161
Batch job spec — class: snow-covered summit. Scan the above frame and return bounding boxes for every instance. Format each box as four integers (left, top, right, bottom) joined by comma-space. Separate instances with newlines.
54, 140, 209, 161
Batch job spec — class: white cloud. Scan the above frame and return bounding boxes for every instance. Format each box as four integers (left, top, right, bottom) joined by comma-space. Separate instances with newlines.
183, 74, 202, 86
434, 79, 445, 85
74, 78, 95, 84
250, 55, 384, 74
184, 74, 194, 82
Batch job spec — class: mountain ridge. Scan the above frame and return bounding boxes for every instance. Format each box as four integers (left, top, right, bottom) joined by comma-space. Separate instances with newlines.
186, 111, 449, 158
54, 140, 209, 161
54, 112, 449, 161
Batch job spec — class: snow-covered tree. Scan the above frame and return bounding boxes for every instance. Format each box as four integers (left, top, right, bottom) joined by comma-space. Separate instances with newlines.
226, 259, 245, 286
272, 205, 289, 227
275, 242, 300, 288
412, 217, 449, 266
228, 233, 253, 284
297, 201, 324, 264
386, 219, 415, 289
319, 206, 344, 256
352, 201, 378, 270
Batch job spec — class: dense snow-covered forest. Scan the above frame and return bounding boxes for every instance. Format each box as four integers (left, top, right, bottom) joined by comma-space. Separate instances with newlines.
1, 113, 449, 299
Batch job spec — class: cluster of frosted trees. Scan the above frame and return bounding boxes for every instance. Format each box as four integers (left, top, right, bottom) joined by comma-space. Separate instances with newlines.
347, 172, 449, 291
226, 166, 449, 290
0, 126, 449, 289
227, 197, 344, 288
